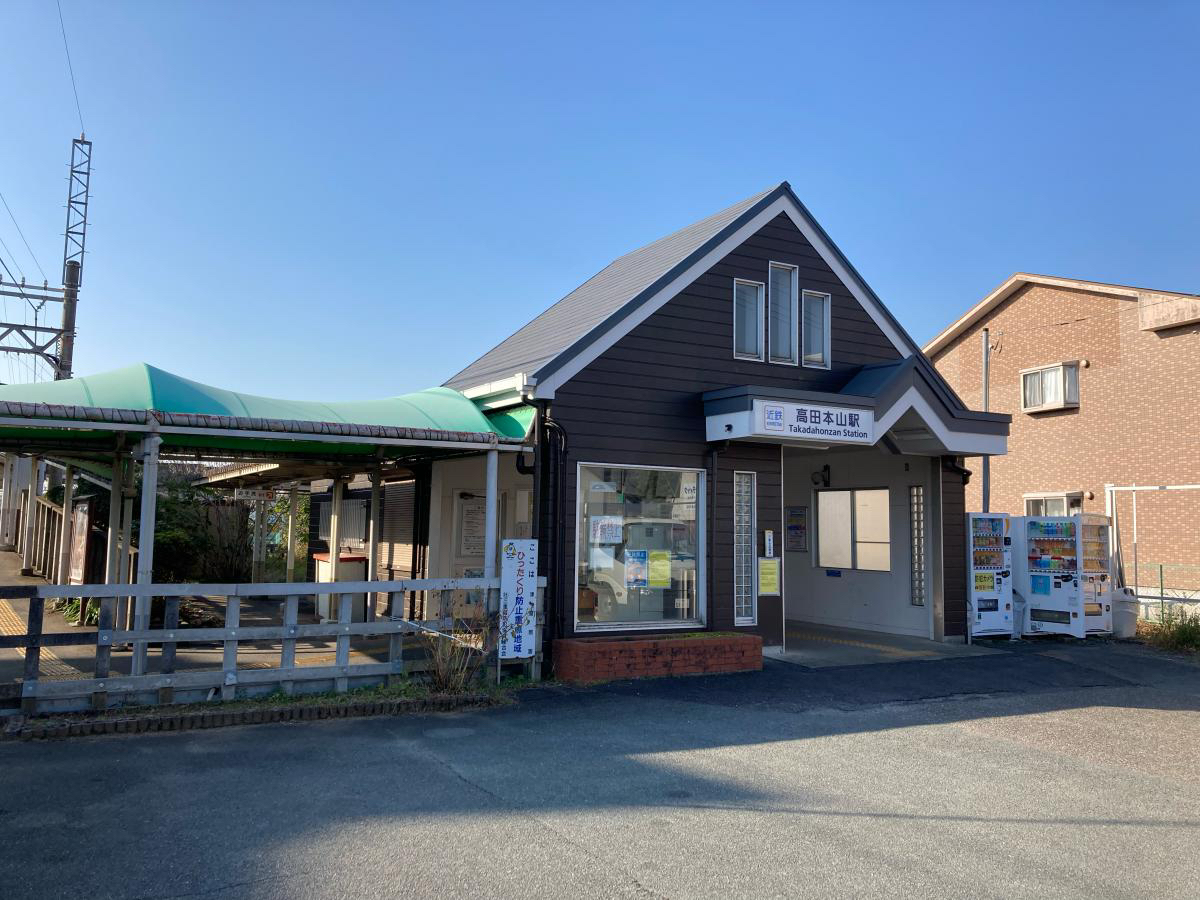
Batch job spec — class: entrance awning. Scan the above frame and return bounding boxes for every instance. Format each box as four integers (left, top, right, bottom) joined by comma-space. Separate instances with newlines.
703, 357, 1009, 456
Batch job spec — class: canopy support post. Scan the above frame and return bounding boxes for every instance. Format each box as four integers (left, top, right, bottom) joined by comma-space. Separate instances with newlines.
483, 448, 499, 610
367, 470, 381, 622
132, 435, 161, 676
105, 454, 123, 583
0, 453, 13, 550
285, 483, 298, 583
56, 465, 75, 585
21, 454, 40, 576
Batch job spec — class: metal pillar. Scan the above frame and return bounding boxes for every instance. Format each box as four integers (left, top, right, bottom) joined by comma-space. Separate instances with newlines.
0, 453, 12, 549
981, 327, 990, 513
367, 471, 381, 622
329, 478, 344, 583
21, 454, 40, 575
285, 484, 298, 583
56, 261, 80, 381
105, 455, 124, 582
116, 490, 134, 630
483, 449, 499, 609
56, 465, 75, 584
133, 435, 161, 675
251, 498, 264, 582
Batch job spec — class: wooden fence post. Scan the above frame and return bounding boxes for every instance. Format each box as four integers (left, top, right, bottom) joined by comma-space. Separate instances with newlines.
92, 596, 115, 710
335, 592, 351, 693
158, 596, 180, 705
279, 594, 299, 696
221, 596, 240, 702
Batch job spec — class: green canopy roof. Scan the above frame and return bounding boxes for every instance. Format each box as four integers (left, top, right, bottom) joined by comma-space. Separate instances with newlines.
0, 363, 524, 435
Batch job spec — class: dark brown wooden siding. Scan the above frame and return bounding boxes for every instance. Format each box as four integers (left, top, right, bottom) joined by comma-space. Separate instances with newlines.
547, 213, 902, 641
940, 460, 968, 638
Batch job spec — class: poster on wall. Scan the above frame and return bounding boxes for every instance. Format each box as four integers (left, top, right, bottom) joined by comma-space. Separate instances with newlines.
499, 539, 538, 660
648, 550, 671, 588
68, 499, 90, 585
458, 495, 486, 557
625, 549, 648, 587
785, 506, 808, 552
758, 557, 781, 595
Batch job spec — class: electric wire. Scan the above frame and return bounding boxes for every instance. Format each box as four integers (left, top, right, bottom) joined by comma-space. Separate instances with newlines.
56, 0, 85, 136
0, 191, 47, 283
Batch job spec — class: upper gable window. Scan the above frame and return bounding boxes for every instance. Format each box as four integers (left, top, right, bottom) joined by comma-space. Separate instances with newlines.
802, 290, 831, 368
733, 279, 765, 360
1021, 362, 1079, 413
768, 263, 799, 365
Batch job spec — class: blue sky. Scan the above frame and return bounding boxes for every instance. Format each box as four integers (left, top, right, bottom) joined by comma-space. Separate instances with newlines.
2, 1, 1197, 397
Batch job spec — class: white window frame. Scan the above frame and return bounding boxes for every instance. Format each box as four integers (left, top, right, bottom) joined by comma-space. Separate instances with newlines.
733, 278, 765, 361
802, 289, 832, 370
767, 263, 799, 366
573, 461, 707, 633
1023, 491, 1083, 517
1020, 361, 1080, 413
815, 487, 891, 572
733, 470, 757, 625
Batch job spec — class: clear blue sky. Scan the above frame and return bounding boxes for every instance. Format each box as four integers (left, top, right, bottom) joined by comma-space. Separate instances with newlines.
2, 1, 1197, 397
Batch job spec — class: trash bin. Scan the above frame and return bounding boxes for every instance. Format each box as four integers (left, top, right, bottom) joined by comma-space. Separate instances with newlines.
1112, 587, 1139, 639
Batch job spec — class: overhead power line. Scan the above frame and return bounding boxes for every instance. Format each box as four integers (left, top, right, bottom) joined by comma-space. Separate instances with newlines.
56, 0, 85, 135
0, 191, 48, 282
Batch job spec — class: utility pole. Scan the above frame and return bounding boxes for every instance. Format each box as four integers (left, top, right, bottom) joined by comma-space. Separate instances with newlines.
981, 326, 990, 513
0, 135, 91, 382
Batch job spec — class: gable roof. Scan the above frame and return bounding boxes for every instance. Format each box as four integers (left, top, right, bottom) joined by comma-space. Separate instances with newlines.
443, 185, 779, 391
445, 182, 969, 413
923, 272, 1200, 357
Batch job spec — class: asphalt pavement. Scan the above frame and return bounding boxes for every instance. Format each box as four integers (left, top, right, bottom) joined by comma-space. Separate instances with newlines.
1, 639, 1198, 899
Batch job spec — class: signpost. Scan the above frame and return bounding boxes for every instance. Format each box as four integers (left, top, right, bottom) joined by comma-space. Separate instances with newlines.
755, 399, 874, 444
499, 538, 538, 662
234, 488, 274, 502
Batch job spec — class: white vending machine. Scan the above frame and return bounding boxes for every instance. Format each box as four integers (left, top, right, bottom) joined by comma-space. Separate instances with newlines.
1081, 513, 1113, 634
1014, 516, 1085, 638
967, 513, 1013, 637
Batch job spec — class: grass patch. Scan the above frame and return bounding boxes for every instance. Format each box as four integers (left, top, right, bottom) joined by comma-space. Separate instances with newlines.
1140, 607, 1200, 654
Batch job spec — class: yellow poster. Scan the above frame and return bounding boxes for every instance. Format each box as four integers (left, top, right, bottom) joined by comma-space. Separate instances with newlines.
758, 557, 781, 596
649, 550, 671, 588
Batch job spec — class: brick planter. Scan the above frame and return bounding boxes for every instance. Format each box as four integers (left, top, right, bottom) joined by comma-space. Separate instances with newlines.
554, 632, 762, 684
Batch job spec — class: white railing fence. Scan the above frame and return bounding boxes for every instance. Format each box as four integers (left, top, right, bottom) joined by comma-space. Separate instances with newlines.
0, 576, 544, 715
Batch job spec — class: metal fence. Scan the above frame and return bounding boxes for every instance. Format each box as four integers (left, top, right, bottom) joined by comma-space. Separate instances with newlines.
1127, 562, 1200, 622
0, 576, 543, 715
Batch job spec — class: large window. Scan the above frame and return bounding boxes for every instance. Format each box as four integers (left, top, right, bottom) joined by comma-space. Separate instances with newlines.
1021, 362, 1079, 413
733, 471, 756, 624
802, 290, 830, 368
817, 488, 891, 571
734, 279, 765, 360
768, 263, 799, 364
576, 464, 704, 628
1024, 493, 1082, 516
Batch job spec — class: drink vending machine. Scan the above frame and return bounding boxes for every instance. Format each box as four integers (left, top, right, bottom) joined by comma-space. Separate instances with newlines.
1012, 514, 1114, 637
1081, 513, 1113, 634
967, 513, 1013, 637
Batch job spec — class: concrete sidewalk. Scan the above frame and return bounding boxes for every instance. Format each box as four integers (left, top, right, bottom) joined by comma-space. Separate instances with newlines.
1, 640, 1197, 899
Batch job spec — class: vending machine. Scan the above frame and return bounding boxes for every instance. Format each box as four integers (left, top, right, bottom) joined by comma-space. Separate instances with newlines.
967, 513, 1013, 637
1014, 516, 1085, 638
1081, 513, 1113, 634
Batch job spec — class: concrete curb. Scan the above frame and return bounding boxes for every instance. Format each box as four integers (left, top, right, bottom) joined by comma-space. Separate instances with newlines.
1, 693, 496, 742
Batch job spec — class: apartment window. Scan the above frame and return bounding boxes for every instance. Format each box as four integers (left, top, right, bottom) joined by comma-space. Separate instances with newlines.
1024, 493, 1083, 516
1021, 362, 1079, 413
733, 471, 756, 624
768, 264, 799, 364
734, 279, 765, 360
576, 464, 704, 628
817, 488, 890, 571
802, 290, 831, 368
909, 486, 926, 606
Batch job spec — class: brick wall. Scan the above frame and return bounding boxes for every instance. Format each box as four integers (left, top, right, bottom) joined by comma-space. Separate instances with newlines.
931, 283, 1200, 589
553, 633, 763, 684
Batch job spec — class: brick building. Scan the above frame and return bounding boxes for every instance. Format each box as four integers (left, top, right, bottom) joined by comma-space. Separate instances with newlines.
925, 273, 1200, 591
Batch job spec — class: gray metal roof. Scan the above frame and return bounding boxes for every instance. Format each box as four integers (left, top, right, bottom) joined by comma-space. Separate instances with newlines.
444, 184, 779, 390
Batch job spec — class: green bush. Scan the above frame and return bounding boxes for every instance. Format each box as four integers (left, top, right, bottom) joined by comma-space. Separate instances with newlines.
1146, 606, 1200, 653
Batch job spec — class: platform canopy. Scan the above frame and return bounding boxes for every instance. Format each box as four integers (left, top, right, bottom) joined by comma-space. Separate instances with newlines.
0, 363, 530, 466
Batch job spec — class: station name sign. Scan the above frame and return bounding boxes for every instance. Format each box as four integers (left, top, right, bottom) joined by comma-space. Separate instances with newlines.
754, 399, 874, 444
